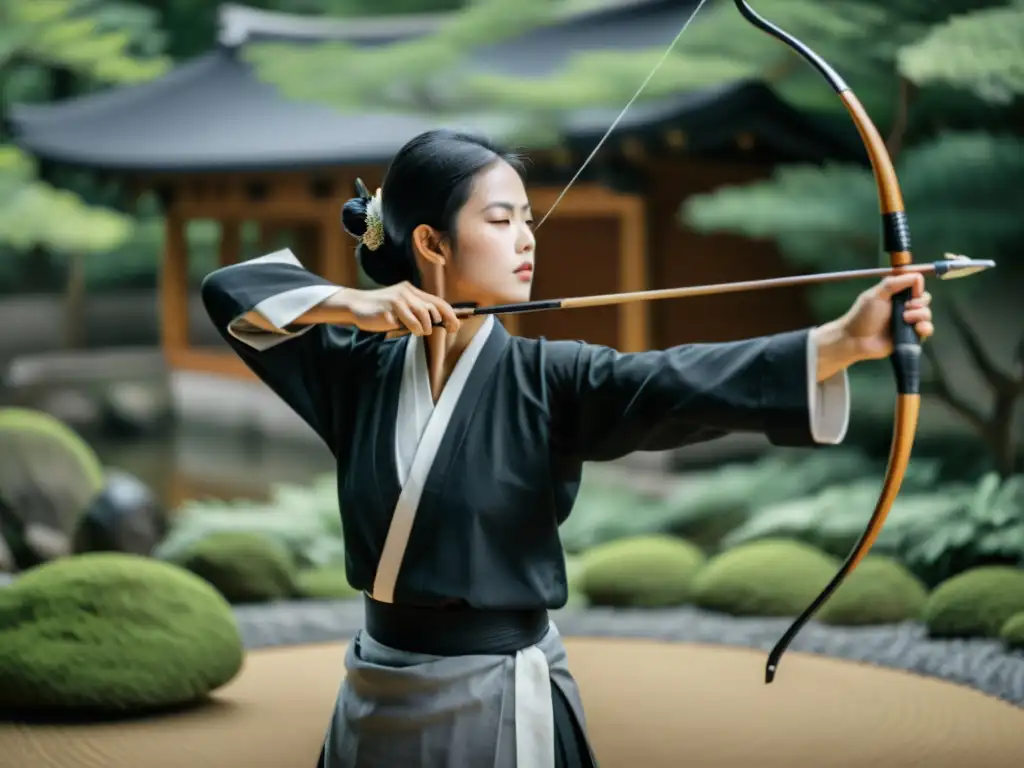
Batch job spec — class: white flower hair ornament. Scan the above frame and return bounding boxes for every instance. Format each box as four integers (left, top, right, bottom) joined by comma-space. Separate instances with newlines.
353, 177, 385, 252
362, 188, 384, 252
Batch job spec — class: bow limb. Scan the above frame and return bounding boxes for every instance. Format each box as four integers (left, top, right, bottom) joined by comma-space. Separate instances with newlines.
732, 0, 923, 683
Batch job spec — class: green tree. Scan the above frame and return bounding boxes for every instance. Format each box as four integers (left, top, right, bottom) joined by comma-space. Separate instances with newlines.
679, 0, 1024, 476
0, 0, 170, 256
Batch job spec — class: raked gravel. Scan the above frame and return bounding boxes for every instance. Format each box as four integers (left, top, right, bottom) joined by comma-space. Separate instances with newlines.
232, 599, 1024, 708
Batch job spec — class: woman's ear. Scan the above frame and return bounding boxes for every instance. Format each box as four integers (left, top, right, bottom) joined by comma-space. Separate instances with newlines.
411, 224, 450, 267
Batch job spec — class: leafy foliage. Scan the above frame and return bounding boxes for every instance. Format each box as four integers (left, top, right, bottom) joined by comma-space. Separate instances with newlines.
654, 449, 878, 549
1, 0, 170, 259
922, 565, 1024, 638
0, 147, 133, 253
2, 0, 170, 82
246, 0, 560, 115
722, 471, 1024, 587
899, 473, 1024, 585
153, 473, 345, 568
0, 552, 244, 714
898, 0, 1024, 105
559, 449, 883, 555
683, 131, 1024, 319
557, 467, 667, 554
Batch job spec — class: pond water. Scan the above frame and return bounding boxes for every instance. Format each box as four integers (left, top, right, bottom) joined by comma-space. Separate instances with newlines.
84, 423, 336, 511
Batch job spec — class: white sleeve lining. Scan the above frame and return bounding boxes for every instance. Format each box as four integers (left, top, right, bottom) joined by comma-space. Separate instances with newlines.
224, 248, 341, 351
805, 334, 851, 444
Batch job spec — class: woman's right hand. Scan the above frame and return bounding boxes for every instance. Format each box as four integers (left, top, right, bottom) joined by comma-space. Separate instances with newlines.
342, 283, 461, 335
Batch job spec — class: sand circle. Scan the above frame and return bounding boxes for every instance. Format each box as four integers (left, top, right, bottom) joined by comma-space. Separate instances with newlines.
2, 639, 1022, 767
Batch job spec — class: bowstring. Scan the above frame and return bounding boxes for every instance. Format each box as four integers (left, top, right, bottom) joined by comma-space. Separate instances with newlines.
535, 0, 713, 230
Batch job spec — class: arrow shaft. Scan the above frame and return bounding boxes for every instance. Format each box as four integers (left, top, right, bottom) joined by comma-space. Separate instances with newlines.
472, 264, 933, 318
293, 258, 991, 327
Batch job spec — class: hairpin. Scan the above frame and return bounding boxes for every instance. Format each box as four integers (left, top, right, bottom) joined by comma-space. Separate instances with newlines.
355, 177, 384, 252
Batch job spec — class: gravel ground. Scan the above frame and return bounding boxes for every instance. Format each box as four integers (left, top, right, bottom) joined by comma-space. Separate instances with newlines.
232, 599, 1024, 709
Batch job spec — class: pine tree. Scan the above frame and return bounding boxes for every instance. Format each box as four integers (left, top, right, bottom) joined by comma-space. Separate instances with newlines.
680, 0, 1024, 475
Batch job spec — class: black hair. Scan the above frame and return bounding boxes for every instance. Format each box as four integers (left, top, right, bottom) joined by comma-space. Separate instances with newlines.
341, 129, 527, 287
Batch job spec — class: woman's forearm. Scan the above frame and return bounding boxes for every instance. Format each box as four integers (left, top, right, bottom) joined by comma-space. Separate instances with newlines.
296, 286, 360, 326
810, 319, 860, 383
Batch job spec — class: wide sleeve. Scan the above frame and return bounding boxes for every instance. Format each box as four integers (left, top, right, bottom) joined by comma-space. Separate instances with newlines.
200, 248, 359, 452
544, 328, 850, 463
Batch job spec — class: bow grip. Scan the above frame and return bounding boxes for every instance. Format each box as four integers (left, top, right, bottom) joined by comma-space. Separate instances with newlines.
890, 288, 921, 394
883, 212, 922, 396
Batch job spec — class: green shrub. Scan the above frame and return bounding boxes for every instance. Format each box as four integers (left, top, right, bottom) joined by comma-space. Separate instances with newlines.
899, 473, 1024, 587
0, 552, 244, 715
154, 473, 345, 568
1000, 612, 1024, 651
922, 566, 1024, 638
816, 556, 928, 626
176, 532, 296, 604
295, 565, 360, 600
691, 538, 839, 617
578, 534, 705, 607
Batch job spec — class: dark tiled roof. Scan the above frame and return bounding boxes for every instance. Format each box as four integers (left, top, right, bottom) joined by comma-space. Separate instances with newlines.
8, 1, 860, 172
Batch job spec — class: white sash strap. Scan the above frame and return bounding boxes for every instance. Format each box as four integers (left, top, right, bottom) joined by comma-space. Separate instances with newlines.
515, 645, 555, 768
371, 379, 463, 603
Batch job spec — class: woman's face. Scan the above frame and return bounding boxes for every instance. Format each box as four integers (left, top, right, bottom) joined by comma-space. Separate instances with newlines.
447, 160, 536, 307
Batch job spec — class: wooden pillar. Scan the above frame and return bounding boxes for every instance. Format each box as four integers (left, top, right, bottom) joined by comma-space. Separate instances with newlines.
218, 220, 241, 267
294, 224, 322, 273
161, 211, 189, 356
320, 210, 353, 286
618, 196, 649, 352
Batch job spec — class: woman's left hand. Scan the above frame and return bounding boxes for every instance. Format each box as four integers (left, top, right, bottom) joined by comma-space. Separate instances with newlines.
813, 272, 935, 381
842, 272, 935, 361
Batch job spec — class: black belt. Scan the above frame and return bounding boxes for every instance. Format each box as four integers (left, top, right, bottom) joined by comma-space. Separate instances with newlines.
363, 595, 549, 656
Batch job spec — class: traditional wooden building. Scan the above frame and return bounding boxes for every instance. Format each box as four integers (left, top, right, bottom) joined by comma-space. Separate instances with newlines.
10, 0, 862, 440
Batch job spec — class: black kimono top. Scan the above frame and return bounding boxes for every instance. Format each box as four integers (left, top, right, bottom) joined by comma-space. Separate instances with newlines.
201, 249, 850, 610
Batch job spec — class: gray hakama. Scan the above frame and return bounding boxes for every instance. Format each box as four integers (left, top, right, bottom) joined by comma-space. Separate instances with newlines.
201, 249, 851, 768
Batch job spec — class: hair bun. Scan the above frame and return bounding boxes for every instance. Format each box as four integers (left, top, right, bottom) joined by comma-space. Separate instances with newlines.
341, 197, 368, 238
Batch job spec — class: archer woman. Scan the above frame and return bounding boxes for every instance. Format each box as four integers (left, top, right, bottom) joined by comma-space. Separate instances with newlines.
200, 129, 934, 768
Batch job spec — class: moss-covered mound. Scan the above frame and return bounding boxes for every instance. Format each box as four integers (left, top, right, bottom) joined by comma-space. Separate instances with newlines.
295, 565, 360, 600
691, 539, 840, 617
1000, 612, 1024, 651
0, 552, 244, 715
578, 534, 705, 607
923, 566, 1024, 639
176, 532, 296, 604
816, 556, 929, 626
